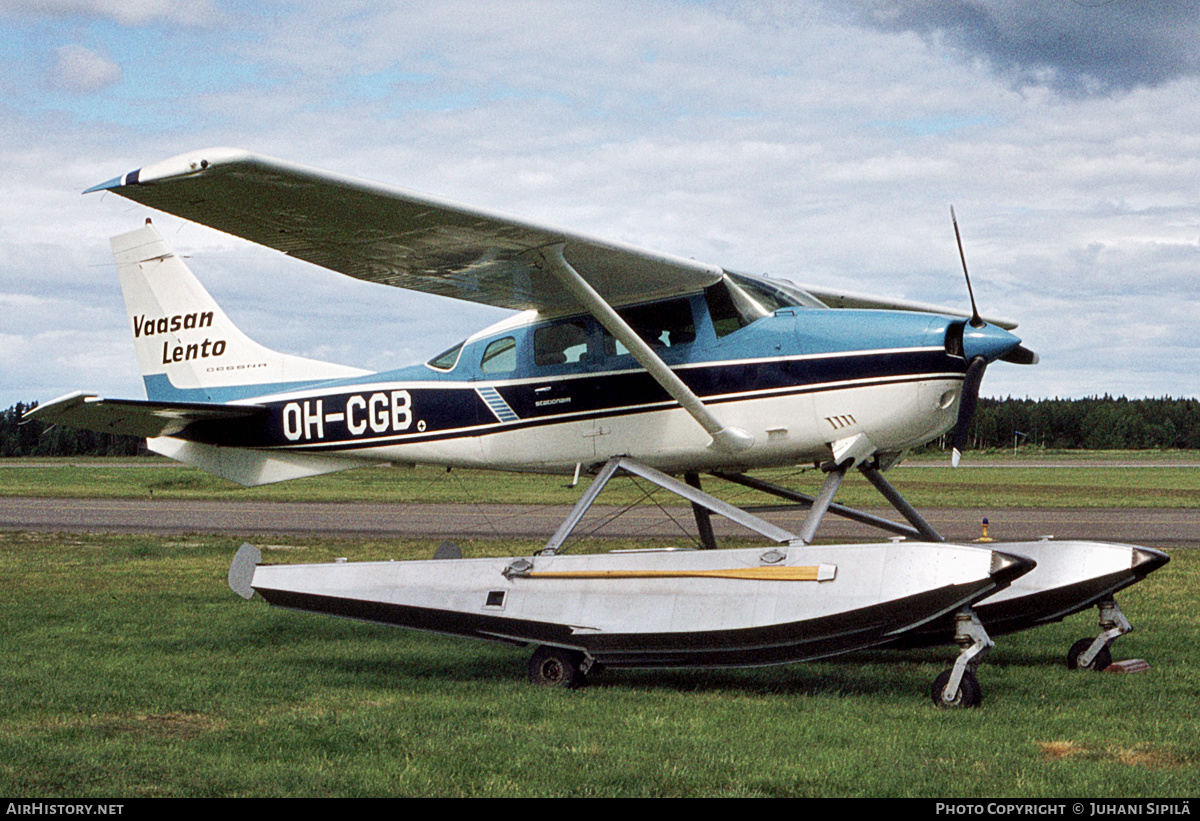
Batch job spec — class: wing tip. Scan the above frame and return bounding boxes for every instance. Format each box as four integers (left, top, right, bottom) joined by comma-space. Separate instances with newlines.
86, 147, 256, 194
84, 173, 134, 194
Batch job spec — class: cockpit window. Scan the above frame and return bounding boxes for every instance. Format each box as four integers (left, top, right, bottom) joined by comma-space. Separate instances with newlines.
706, 272, 824, 337
748, 274, 829, 310
534, 319, 590, 367
427, 340, 464, 371
604, 298, 696, 356
480, 336, 517, 373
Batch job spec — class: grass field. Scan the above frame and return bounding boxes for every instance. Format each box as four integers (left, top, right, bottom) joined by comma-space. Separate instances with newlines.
2, 452, 1199, 509
2, 454, 1197, 797
1, 529, 1197, 798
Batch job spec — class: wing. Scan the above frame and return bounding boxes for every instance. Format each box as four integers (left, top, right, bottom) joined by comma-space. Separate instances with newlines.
87, 147, 723, 314
25, 391, 266, 439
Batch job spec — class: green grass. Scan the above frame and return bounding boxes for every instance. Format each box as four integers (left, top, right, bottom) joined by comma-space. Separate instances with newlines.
2, 454, 1197, 795
1, 531, 1197, 797
913, 447, 1200, 463
2, 455, 1198, 508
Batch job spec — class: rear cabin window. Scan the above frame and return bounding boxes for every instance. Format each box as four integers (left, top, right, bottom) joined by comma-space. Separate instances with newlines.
604, 299, 696, 356
534, 320, 590, 367
427, 340, 464, 370
480, 337, 517, 373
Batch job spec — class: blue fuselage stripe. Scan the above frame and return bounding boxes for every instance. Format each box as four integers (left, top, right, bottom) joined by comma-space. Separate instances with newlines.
176, 348, 964, 451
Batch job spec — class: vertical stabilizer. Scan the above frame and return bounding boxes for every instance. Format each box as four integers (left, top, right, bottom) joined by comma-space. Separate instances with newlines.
113, 223, 369, 401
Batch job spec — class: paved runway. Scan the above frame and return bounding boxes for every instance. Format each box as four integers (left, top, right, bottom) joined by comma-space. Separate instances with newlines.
1, 496, 1195, 547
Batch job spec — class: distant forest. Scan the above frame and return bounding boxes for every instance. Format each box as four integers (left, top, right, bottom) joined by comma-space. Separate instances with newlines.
3, 396, 1199, 457
2, 401, 141, 457
954, 395, 1200, 451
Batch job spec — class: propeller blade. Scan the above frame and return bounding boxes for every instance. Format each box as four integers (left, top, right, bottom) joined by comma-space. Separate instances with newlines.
951, 356, 987, 467
1001, 344, 1039, 365
951, 206, 984, 329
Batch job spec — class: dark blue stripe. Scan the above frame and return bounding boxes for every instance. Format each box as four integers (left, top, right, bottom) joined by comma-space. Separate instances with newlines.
178, 349, 965, 451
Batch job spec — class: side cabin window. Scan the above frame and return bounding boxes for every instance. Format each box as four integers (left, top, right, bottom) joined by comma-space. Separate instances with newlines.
604, 298, 696, 356
427, 340, 464, 371
534, 319, 590, 367
480, 336, 517, 373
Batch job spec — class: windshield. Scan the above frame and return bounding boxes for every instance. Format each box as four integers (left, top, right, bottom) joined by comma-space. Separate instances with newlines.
728, 271, 828, 310
707, 272, 826, 337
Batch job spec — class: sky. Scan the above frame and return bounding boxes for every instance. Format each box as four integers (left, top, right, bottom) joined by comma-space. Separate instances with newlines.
1, 0, 1197, 409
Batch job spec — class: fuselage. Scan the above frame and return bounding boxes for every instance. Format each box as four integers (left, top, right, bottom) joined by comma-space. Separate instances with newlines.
169, 274, 975, 475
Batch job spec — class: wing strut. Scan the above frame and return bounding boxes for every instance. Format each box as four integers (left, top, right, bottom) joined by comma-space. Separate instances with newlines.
533, 244, 754, 453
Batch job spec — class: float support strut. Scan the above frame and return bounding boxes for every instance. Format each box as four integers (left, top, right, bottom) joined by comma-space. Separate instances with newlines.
685, 472, 718, 550
858, 463, 944, 542
796, 463, 847, 545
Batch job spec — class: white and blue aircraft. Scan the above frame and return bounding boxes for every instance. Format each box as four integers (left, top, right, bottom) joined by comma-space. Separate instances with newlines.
30, 148, 1167, 706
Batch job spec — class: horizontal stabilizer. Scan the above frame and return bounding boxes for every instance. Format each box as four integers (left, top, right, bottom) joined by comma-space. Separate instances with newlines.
24, 391, 265, 438
148, 436, 371, 486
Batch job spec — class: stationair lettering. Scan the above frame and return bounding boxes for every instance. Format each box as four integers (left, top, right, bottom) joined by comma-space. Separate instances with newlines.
133, 311, 213, 337
160, 338, 227, 364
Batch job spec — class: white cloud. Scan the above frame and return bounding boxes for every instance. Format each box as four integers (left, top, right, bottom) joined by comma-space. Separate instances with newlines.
4, 0, 218, 26
48, 44, 120, 93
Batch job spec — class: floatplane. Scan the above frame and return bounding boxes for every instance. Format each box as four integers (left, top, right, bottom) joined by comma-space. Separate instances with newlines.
29, 148, 1168, 707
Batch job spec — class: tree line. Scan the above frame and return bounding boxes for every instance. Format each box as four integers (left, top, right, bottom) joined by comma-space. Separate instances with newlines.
955, 395, 1200, 451
3, 395, 1199, 457
1, 401, 141, 457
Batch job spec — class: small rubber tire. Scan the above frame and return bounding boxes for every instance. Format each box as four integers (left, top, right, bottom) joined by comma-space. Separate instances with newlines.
1066, 637, 1112, 671
528, 645, 586, 689
931, 668, 983, 709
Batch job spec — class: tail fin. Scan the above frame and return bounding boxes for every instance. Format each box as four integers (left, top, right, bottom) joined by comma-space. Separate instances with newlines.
113, 222, 369, 401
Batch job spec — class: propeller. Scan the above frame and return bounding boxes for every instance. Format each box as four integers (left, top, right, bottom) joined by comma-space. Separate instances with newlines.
951, 206, 985, 329
947, 206, 1023, 467
952, 355, 986, 468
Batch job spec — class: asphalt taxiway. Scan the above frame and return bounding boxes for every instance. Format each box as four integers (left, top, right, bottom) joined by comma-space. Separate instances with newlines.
1, 496, 1194, 548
